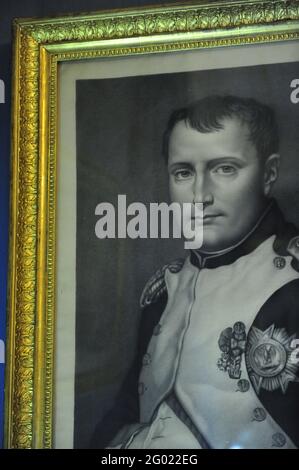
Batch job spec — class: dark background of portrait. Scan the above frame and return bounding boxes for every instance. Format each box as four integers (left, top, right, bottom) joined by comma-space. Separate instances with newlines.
75, 60, 299, 448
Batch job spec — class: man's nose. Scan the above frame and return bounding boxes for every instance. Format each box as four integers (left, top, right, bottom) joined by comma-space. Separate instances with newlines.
193, 174, 213, 206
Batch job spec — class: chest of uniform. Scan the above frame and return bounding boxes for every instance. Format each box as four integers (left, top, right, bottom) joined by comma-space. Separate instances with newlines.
146, 237, 298, 388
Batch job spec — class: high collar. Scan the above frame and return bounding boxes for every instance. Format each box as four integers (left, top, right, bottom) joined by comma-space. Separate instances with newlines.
190, 200, 287, 269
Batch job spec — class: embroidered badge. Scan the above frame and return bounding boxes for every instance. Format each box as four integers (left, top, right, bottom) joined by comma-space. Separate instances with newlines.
217, 322, 247, 379
245, 324, 299, 394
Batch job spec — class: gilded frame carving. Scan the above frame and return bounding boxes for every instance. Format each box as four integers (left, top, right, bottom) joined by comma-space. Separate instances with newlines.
5, 0, 299, 448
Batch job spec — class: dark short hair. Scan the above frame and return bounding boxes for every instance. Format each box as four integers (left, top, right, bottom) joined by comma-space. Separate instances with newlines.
162, 95, 279, 163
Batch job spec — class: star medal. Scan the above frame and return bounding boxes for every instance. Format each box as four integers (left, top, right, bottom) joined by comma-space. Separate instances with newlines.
245, 324, 299, 394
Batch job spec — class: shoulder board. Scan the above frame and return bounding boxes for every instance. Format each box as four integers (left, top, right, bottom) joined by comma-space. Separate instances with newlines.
287, 236, 299, 271
273, 223, 299, 273
140, 258, 185, 309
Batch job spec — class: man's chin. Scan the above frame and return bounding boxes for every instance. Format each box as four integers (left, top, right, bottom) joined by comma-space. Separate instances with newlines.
182, 226, 238, 252
199, 234, 229, 253
200, 233, 244, 253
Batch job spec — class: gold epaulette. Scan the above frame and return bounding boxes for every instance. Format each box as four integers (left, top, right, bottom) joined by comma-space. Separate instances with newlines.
287, 236, 299, 271
140, 258, 184, 308
287, 236, 299, 261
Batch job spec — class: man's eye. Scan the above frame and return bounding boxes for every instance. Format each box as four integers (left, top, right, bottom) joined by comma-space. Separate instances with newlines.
214, 165, 237, 175
174, 169, 192, 180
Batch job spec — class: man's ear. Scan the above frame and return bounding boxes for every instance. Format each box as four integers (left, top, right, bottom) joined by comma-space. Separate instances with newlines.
263, 153, 280, 196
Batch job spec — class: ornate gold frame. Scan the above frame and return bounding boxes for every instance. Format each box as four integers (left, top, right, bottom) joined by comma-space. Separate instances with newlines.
6, 0, 299, 449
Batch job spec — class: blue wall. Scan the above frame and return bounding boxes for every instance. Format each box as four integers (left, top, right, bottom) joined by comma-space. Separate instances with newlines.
0, 27, 10, 447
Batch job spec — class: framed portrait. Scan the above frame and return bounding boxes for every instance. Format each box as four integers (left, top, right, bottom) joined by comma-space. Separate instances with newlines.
5, 0, 299, 449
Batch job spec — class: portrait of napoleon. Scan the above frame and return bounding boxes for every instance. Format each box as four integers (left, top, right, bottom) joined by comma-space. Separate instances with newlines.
90, 94, 299, 449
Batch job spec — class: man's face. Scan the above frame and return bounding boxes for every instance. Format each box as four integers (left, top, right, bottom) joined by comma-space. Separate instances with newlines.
168, 118, 269, 252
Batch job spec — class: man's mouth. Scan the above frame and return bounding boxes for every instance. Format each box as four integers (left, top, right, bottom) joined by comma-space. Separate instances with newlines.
191, 214, 222, 221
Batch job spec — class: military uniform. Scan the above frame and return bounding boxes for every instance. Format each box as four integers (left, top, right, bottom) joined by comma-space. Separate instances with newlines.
91, 200, 299, 449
